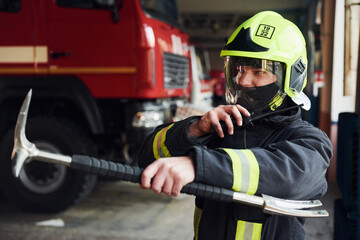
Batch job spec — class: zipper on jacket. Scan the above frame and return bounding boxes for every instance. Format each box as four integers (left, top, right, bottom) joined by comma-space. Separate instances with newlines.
244, 128, 247, 149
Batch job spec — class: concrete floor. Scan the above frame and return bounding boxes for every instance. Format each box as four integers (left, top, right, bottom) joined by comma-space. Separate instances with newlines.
0, 181, 341, 240
304, 182, 341, 239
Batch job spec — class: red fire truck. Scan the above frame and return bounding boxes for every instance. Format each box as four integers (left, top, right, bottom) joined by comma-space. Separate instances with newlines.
0, 0, 191, 212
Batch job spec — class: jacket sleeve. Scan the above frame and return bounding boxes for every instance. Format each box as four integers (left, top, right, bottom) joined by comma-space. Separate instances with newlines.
255, 124, 332, 199
137, 116, 207, 168
188, 122, 333, 200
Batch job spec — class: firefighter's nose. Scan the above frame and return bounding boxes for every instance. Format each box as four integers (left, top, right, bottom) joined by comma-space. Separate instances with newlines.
238, 71, 255, 87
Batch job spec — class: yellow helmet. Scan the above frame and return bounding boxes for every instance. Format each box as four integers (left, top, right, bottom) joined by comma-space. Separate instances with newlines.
220, 11, 310, 111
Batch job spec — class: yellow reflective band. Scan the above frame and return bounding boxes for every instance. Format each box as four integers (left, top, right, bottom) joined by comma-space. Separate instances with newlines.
241, 150, 259, 195
152, 123, 174, 159
222, 148, 259, 195
193, 206, 202, 240
235, 220, 262, 240
223, 148, 242, 192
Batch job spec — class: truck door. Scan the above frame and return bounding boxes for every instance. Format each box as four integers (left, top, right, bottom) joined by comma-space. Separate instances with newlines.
47, 0, 136, 97
0, 0, 45, 74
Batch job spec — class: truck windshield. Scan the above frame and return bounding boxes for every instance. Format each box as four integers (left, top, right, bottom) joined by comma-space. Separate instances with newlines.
139, 0, 179, 27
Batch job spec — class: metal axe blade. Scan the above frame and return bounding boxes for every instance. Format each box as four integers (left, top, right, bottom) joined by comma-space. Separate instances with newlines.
231, 192, 328, 218
11, 89, 72, 178
11, 90, 329, 218
12, 89, 34, 177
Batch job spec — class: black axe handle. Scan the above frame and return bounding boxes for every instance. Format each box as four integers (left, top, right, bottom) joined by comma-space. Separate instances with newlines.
71, 155, 234, 202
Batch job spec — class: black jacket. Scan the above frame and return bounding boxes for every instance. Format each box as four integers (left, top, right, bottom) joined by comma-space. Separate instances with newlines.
137, 108, 332, 240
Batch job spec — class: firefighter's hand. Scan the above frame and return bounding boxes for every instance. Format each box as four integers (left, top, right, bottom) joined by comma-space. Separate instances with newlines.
141, 156, 195, 197
188, 104, 250, 138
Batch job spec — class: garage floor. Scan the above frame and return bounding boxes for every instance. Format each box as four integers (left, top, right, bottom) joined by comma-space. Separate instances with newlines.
0, 180, 340, 240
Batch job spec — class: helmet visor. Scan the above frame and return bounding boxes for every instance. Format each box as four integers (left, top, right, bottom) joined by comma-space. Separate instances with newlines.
224, 56, 286, 112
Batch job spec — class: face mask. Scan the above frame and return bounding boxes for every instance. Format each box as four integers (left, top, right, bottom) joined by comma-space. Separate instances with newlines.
226, 82, 282, 113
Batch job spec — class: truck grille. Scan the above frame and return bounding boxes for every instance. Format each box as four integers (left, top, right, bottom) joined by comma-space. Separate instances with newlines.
163, 52, 189, 89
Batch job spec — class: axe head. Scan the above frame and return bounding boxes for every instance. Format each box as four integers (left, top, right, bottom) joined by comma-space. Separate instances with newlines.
12, 89, 37, 178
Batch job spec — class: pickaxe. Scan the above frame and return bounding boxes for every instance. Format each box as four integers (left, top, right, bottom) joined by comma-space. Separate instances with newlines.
11, 90, 329, 218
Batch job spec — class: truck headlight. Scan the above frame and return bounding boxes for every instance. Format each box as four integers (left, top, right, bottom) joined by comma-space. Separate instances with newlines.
132, 111, 165, 128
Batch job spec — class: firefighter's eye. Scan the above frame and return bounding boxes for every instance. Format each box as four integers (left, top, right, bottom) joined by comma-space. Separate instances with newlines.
254, 70, 267, 75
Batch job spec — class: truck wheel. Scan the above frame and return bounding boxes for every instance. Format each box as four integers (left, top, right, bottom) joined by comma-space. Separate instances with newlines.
0, 117, 97, 213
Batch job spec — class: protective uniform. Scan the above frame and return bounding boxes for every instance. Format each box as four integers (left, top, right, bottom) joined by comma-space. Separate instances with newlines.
137, 11, 332, 240
137, 105, 332, 239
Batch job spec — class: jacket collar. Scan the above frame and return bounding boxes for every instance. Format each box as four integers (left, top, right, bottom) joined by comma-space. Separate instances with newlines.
248, 106, 302, 129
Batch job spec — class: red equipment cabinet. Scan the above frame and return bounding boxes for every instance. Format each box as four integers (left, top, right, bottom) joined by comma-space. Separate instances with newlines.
0, 0, 191, 212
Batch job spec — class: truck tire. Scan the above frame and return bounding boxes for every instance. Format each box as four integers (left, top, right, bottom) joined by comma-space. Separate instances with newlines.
0, 116, 97, 213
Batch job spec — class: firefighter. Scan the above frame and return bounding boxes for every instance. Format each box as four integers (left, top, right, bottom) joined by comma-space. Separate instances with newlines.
137, 11, 332, 240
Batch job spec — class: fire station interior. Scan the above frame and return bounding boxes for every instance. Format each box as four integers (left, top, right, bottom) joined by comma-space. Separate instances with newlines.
0, 0, 359, 239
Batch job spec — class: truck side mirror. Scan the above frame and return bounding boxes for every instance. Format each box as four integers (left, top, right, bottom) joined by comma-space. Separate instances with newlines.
112, 4, 119, 23
111, 0, 123, 23
95, 0, 123, 23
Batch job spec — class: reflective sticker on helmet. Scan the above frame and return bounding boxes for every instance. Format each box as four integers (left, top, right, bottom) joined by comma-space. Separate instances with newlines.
255, 24, 275, 39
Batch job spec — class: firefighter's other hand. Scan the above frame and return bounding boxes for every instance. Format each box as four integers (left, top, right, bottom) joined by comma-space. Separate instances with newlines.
141, 156, 195, 197
188, 104, 250, 138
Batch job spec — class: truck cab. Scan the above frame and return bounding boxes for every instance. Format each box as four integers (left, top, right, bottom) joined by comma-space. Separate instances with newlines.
0, 0, 191, 212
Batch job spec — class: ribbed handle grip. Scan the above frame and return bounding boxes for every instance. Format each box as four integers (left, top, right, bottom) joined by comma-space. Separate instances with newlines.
71, 155, 234, 202
71, 155, 142, 184
181, 182, 233, 202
